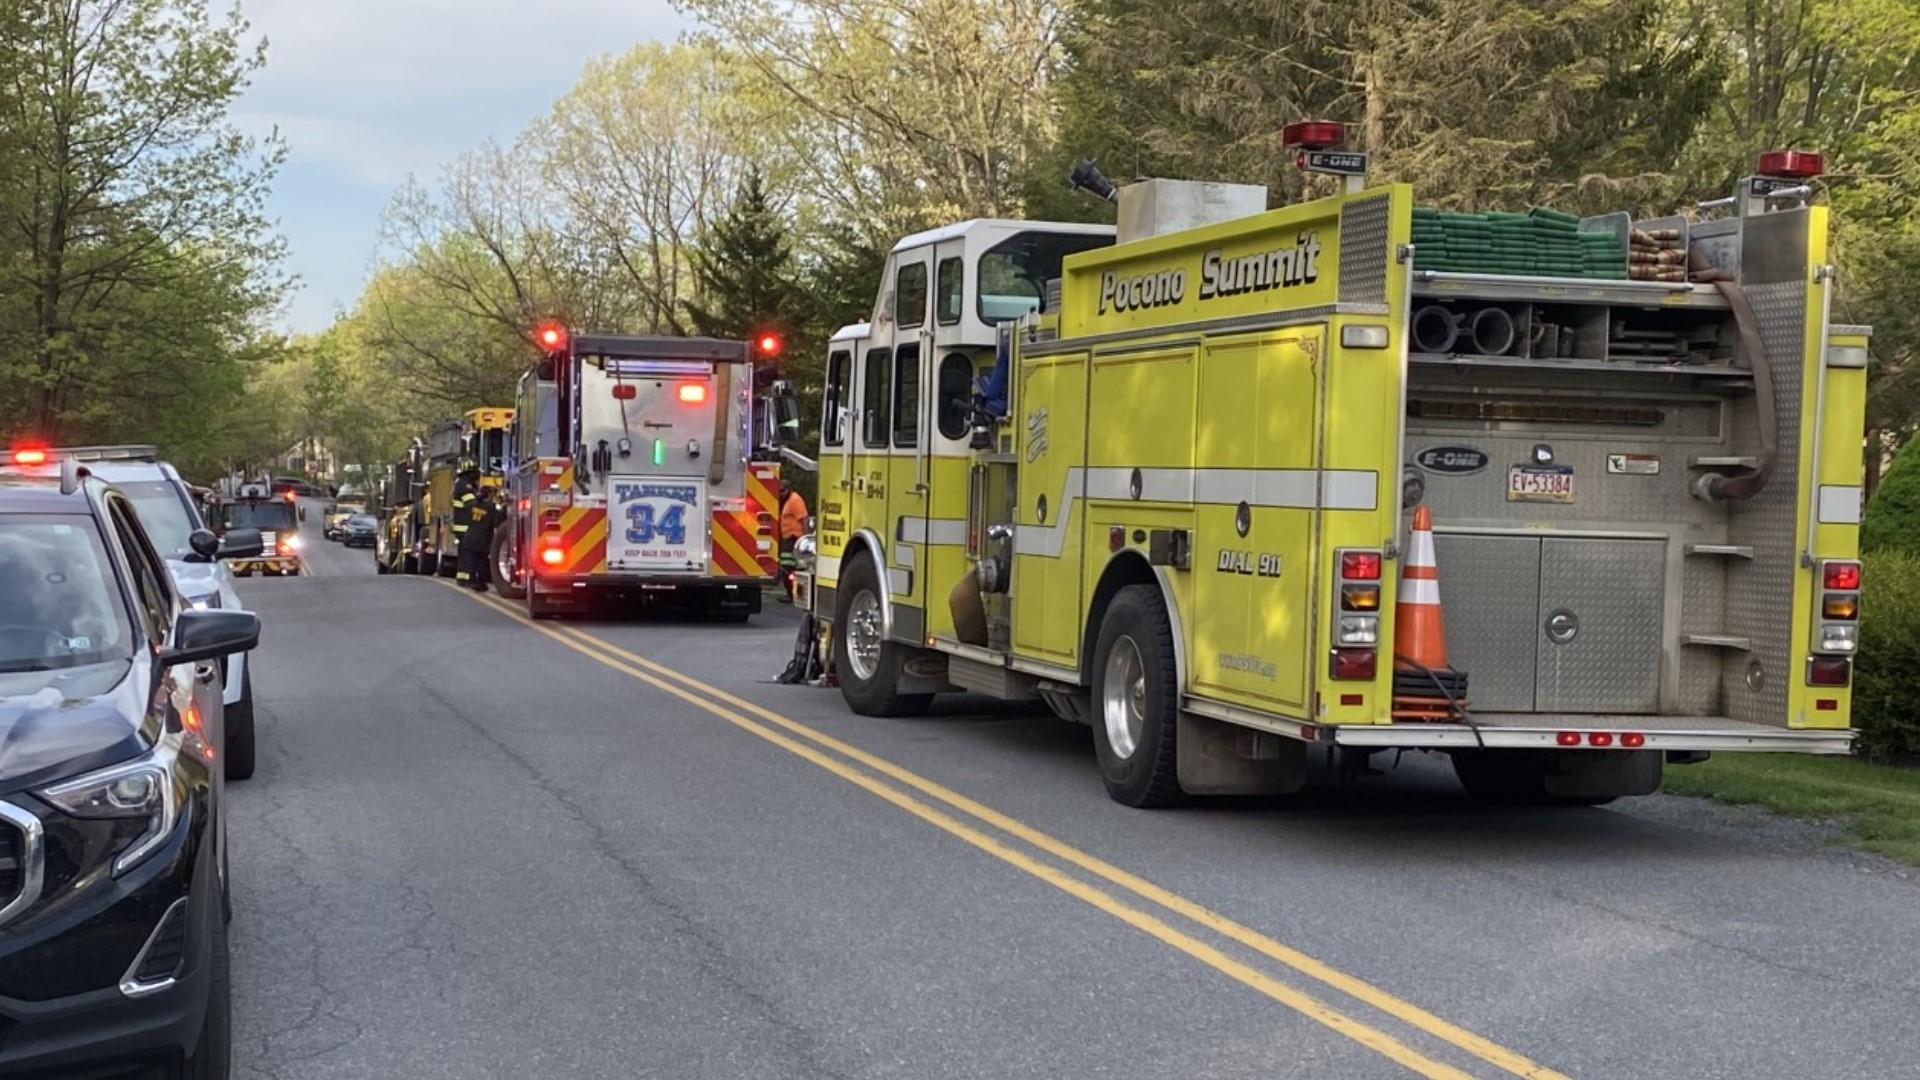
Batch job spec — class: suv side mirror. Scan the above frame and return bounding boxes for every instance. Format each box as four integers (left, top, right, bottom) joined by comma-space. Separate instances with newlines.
217, 527, 264, 560
186, 528, 221, 562
162, 609, 261, 667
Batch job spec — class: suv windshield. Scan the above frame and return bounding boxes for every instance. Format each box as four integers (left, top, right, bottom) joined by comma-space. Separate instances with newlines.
116, 479, 200, 559
219, 500, 297, 531
0, 514, 134, 673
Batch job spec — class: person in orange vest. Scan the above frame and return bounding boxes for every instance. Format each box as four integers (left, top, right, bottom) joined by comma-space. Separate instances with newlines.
778, 482, 808, 601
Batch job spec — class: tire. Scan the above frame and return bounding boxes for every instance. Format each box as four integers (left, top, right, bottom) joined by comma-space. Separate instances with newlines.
224, 667, 256, 781
491, 525, 525, 600
832, 556, 932, 717
1090, 585, 1184, 807
173, 905, 230, 1079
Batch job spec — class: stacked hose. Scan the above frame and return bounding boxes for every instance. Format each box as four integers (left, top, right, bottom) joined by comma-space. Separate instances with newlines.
1629, 227, 1688, 282
1411, 206, 1629, 280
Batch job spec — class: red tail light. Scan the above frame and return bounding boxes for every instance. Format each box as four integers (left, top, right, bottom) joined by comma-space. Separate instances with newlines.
1329, 648, 1376, 680
1339, 551, 1381, 580
1808, 656, 1851, 686
1621, 732, 1646, 749
1822, 561, 1860, 590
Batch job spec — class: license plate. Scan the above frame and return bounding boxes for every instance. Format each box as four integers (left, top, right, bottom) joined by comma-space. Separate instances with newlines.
1508, 465, 1574, 503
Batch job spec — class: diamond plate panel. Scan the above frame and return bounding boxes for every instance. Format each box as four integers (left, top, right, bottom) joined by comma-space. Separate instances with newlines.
1432, 534, 1540, 711
1678, 559, 1726, 714
1339, 195, 1390, 312
1721, 278, 1806, 724
1409, 425, 1723, 529
1536, 539, 1665, 712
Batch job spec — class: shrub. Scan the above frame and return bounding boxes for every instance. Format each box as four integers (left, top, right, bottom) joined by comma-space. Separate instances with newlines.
1853, 551, 1920, 760
1862, 441, 1920, 555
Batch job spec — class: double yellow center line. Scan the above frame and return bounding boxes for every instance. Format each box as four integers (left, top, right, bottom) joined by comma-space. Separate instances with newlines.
451, 584, 1573, 1080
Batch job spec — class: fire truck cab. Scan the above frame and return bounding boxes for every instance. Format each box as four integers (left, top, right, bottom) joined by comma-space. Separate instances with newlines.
494, 327, 791, 619
808, 144, 1871, 808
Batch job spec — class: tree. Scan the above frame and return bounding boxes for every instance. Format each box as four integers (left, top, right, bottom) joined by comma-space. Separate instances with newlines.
684, 168, 801, 341
0, 0, 287, 443
1027, 0, 1723, 212
676, 0, 1073, 223
536, 41, 753, 335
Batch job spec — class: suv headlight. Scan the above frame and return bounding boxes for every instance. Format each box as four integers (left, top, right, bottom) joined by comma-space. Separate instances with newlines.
40, 744, 184, 876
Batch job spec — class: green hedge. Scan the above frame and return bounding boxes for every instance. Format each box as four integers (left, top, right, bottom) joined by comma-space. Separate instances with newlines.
1862, 440, 1920, 556
1855, 551, 1920, 760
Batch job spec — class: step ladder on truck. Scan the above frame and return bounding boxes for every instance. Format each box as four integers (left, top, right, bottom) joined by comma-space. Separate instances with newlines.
490, 324, 799, 620
800, 121, 1872, 807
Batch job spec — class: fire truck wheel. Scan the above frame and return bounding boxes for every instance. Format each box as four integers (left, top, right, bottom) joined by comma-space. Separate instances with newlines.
491, 526, 525, 600
834, 557, 932, 717
1091, 585, 1184, 808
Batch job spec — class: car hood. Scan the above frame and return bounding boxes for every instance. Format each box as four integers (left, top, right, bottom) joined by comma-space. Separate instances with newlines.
0, 661, 148, 793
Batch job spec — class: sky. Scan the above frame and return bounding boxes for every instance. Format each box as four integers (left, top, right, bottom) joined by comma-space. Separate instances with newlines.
228, 0, 695, 335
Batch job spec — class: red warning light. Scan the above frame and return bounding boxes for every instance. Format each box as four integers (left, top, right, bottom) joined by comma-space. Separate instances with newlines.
756, 332, 782, 357
678, 383, 708, 405
535, 322, 568, 351
12, 447, 48, 465
1757, 149, 1824, 180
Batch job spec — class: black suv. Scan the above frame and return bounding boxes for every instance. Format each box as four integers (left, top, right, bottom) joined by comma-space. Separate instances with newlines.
0, 460, 260, 1078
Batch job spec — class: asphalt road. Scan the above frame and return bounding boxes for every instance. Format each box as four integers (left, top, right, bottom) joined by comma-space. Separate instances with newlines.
223, 502, 1920, 1079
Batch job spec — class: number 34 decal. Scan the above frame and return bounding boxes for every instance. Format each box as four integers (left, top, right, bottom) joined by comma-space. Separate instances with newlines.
626, 502, 688, 545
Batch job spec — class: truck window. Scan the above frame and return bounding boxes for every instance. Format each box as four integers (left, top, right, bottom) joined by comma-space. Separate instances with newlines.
978, 231, 1112, 324
823, 349, 851, 446
936, 256, 963, 325
896, 261, 929, 330
936, 354, 973, 440
893, 344, 920, 448
862, 346, 892, 448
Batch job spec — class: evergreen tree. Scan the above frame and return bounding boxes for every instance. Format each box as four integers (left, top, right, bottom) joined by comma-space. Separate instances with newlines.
1863, 438, 1920, 556
683, 168, 800, 345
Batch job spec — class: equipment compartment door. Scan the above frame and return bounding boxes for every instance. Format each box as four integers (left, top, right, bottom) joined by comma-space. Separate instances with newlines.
1535, 538, 1663, 714
606, 476, 709, 572
1433, 534, 1542, 713
1433, 534, 1664, 713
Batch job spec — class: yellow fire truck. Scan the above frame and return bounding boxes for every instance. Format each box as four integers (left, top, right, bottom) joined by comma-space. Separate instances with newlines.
804, 129, 1870, 807
418, 407, 514, 577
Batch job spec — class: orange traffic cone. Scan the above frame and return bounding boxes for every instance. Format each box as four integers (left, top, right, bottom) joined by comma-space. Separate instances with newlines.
1391, 506, 1470, 721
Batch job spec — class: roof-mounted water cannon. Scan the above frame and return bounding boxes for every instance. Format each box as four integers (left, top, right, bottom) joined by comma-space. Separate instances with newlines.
1069, 158, 1119, 204
1283, 120, 1367, 194
1702, 148, 1824, 218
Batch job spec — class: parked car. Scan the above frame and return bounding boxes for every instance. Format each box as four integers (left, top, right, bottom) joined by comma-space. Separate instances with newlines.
323, 496, 367, 541
343, 512, 380, 549
0, 446, 263, 780
0, 454, 259, 1079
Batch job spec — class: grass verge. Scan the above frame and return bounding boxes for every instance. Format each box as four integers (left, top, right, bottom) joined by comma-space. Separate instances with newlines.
1660, 754, 1920, 865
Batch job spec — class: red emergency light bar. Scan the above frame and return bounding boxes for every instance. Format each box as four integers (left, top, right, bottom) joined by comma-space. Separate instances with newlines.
11, 447, 48, 465
1282, 120, 1348, 150
1757, 149, 1823, 179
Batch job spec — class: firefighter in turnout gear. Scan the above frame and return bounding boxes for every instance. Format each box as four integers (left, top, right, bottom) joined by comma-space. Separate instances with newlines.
463, 487, 498, 592
451, 463, 481, 588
